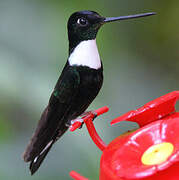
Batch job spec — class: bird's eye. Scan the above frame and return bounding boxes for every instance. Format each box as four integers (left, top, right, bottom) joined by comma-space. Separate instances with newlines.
77, 18, 88, 26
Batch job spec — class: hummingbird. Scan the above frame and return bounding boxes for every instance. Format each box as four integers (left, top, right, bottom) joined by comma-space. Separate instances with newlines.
23, 10, 155, 175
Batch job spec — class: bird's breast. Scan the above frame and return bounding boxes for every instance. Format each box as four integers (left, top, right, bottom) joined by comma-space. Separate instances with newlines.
68, 65, 103, 120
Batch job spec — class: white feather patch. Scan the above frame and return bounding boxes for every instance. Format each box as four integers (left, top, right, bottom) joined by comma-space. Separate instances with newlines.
68, 39, 101, 69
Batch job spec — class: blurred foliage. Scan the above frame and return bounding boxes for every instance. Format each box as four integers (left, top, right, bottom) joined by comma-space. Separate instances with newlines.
0, 0, 178, 179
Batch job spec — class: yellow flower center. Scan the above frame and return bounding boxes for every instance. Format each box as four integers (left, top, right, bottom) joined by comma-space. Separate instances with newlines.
141, 142, 174, 165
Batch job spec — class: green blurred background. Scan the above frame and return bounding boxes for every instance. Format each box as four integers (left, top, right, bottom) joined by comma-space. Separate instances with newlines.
0, 0, 178, 179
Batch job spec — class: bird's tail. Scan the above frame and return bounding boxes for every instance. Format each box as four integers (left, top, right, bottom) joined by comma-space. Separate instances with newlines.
29, 140, 54, 175
27, 125, 68, 175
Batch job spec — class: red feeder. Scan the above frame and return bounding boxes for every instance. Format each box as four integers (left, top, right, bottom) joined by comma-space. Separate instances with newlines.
70, 91, 179, 180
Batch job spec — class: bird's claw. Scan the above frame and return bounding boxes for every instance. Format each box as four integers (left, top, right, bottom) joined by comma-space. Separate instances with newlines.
80, 110, 97, 120
68, 118, 84, 131
69, 111, 98, 131
71, 118, 84, 125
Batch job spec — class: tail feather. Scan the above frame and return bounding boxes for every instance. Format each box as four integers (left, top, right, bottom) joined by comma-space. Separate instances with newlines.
27, 125, 69, 175
23, 107, 50, 162
30, 140, 54, 175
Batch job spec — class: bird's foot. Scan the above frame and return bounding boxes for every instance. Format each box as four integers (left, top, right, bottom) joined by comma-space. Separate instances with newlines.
79, 110, 97, 120
68, 117, 84, 130
65, 117, 82, 127
69, 111, 98, 131
70, 118, 84, 126
78, 111, 97, 128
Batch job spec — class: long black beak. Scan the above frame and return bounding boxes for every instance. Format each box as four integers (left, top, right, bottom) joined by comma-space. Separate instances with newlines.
104, 12, 156, 23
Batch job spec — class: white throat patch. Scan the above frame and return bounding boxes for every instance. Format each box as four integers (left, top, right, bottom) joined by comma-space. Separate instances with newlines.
68, 39, 101, 69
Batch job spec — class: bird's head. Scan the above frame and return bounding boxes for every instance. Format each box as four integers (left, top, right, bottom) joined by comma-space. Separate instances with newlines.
68, 11, 104, 41
67, 10, 155, 52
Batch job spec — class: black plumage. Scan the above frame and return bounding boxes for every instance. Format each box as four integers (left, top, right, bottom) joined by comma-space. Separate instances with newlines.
23, 62, 103, 174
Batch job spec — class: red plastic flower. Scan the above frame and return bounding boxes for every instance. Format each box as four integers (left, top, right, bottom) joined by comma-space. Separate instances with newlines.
70, 91, 179, 180
101, 113, 179, 180
101, 91, 179, 180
